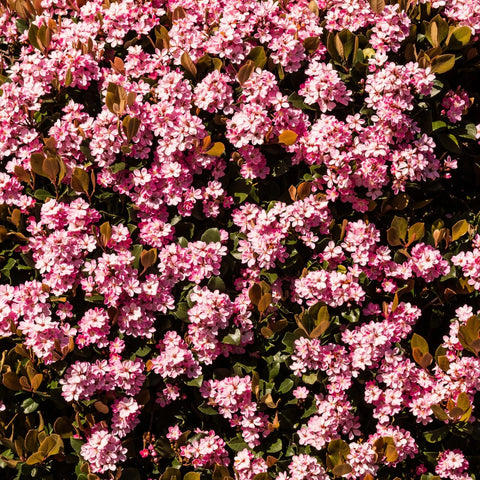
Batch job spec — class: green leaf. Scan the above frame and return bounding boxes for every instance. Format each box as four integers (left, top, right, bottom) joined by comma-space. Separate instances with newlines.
302, 372, 318, 384
337, 29, 355, 61
71, 167, 90, 195
237, 60, 256, 86
287, 92, 317, 111
16, 18, 29, 34
173, 302, 189, 321
207, 276, 226, 292
391, 216, 408, 241
437, 133, 461, 153
222, 328, 242, 346
408, 222, 425, 244
432, 120, 446, 131
161, 467, 181, 480
34, 189, 55, 201
227, 436, 248, 451
197, 402, 218, 415
110, 162, 126, 173
134, 346, 152, 357
458, 123, 479, 140
303, 36, 321, 54
267, 438, 283, 453
426, 15, 449, 47
212, 465, 231, 480
131, 244, 143, 269
201, 228, 221, 243
253, 474, 269, 480
423, 426, 449, 443
411, 333, 429, 355
0, 258, 16, 280
70, 437, 83, 454
431, 404, 449, 421
278, 378, 294, 394
25, 452, 44, 465
21, 398, 39, 414
185, 375, 204, 388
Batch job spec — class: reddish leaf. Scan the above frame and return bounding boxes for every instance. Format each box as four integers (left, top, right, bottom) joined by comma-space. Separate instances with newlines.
237, 60, 256, 86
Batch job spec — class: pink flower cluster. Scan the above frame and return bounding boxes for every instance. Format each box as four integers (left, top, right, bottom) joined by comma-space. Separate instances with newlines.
179, 429, 230, 468
200, 376, 270, 447
0, 0, 479, 477
435, 449, 471, 480
80, 426, 127, 474
150, 330, 201, 379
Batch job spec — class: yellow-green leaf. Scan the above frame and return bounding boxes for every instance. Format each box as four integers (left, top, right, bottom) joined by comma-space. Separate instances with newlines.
391, 216, 408, 241
408, 222, 425, 244
411, 333, 429, 355
25, 452, 45, 465
452, 219, 469, 241
430, 54, 455, 74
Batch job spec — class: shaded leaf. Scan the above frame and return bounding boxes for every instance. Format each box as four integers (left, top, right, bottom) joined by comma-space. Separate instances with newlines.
71, 167, 90, 195
332, 463, 353, 476
430, 54, 455, 74
249, 283, 262, 306
258, 293, 272, 313
303, 36, 321, 54
447, 26, 471, 49
161, 467, 181, 480
181, 51, 197, 78
2, 371, 22, 391
431, 404, 449, 421
248, 46, 267, 68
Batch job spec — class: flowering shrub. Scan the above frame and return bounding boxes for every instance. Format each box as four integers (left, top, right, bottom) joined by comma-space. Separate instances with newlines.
1, 0, 480, 479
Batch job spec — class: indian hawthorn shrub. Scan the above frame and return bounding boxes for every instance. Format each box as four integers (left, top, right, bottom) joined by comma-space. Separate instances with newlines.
1, 0, 480, 479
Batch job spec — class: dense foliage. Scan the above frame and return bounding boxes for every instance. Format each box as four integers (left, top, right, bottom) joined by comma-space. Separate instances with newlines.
1, 0, 480, 479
